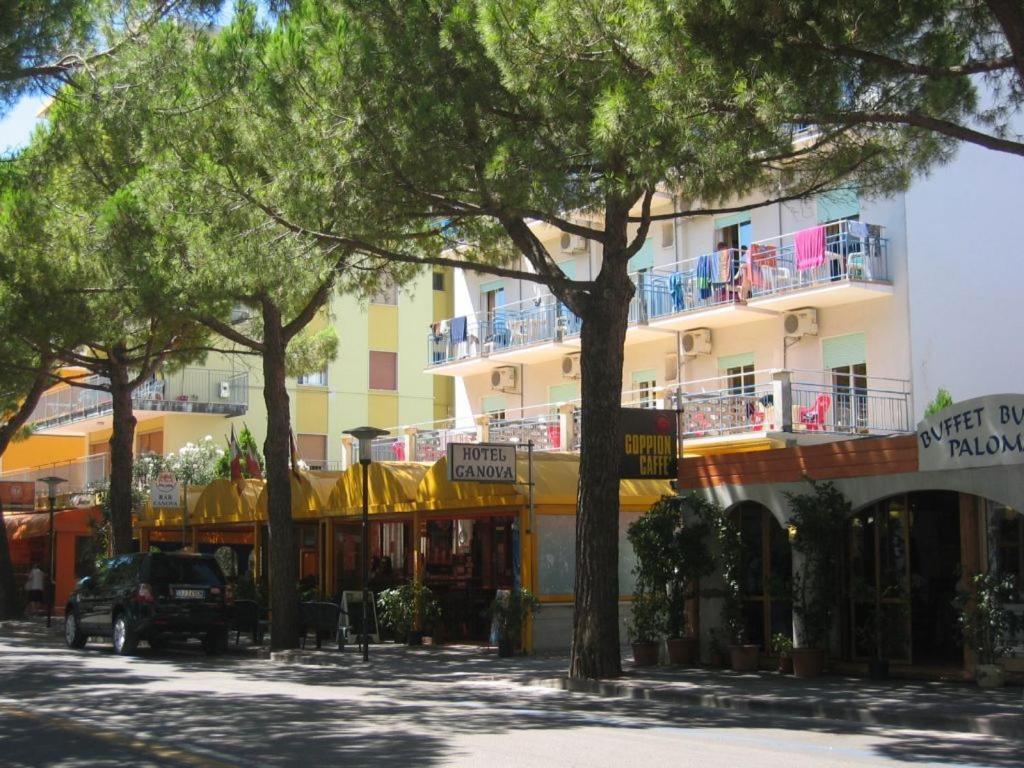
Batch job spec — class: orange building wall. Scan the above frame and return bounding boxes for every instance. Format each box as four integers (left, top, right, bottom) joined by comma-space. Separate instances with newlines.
2, 435, 87, 471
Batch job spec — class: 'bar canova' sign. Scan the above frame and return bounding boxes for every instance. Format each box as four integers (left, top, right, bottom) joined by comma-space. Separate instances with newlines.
917, 394, 1024, 471
447, 442, 517, 483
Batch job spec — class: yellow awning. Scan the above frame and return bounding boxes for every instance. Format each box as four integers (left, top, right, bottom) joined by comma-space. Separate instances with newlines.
327, 462, 431, 517
255, 470, 343, 520
188, 478, 263, 525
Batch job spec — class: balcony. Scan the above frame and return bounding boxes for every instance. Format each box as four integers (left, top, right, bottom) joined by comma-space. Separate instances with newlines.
27, 368, 249, 434
0, 454, 109, 500
426, 220, 891, 374
356, 368, 911, 464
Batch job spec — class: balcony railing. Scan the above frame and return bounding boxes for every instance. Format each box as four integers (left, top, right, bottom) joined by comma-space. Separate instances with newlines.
0, 454, 109, 499
28, 368, 249, 431
427, 220, 888, 366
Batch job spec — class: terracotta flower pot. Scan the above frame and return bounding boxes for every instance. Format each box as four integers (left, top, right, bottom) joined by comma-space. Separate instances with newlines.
666, 637, 698, 666
791, 647, 825, 678
632, 641, 660, 667
777, 655, 793, 674
728, 644, 760, 672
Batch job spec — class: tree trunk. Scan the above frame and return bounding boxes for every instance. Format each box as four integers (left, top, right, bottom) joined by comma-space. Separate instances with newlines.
568, 254, 634, 680
986, 0, 1024, 90
262, 306, 299, 650
0, 499, 18, 619
107, 362, 137, 555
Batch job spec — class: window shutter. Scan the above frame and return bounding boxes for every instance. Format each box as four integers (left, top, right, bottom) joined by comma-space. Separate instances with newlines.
822, 333, 867, 370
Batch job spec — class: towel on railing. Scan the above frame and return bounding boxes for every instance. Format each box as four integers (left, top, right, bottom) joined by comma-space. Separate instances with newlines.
718, 248, 733, 283
795, 225, 826, 270
696, 253, 719, 298
450, 315, 467, 343
668, 272, 685, 311
847, 220, 869, 239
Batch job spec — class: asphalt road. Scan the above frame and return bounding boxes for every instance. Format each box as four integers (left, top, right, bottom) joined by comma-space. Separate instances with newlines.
0, 624, 1020, 768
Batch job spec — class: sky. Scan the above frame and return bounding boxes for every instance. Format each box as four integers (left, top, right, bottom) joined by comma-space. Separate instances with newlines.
0, 1, 243, 153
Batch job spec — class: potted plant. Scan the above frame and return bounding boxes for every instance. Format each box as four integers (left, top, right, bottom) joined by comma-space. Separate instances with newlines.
787, 481, 849, 678
956, 573, 1020, 688
489, 587, 539, 657
771, 633, 793, 674
626, 589, 667, 667
377, 582, 440, 645
850, 575, 900, 680
713, 507, 759, 671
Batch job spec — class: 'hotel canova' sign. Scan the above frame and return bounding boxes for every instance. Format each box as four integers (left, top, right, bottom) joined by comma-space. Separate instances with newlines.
917, 394, 1024, 471
447, 442, 518, 483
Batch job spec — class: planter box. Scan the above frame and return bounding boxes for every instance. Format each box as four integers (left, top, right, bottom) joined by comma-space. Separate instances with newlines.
666, 637, 698, 666
791, 647, 825, 678
632, 641, 659, 667
728, 644, 760, 672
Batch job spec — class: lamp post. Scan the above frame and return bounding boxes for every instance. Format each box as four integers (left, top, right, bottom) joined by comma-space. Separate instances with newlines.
342, 426, 388, 663
38, 476, 66, 629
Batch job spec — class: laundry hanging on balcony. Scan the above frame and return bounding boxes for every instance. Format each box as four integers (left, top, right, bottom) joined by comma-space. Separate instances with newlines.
795, 225, 827, 270
696, 253, 718, 298
450, 315, 468, 343
668, 272, 685, 311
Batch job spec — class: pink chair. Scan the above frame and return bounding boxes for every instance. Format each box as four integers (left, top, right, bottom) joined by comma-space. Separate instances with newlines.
799, 394, 832, 430
547, 425, 561, 449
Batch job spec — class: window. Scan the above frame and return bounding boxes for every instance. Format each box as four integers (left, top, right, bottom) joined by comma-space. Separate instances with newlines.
137, 431, 164, 456
726, 365, 755, 396
432, 271, 445, 291
369, 351, 398, 390
988, 502, 1023, 602
831, 362, 868, 429
660, 221, 675, 249
297, 434, 327, 470
298, 368, 328, 387
735, 503, 793, 651
371, 280, 397, 305
631, 369, 658, 409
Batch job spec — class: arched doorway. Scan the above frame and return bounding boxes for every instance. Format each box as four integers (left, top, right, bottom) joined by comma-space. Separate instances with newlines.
848, 491, 963, 666
733, 502, 792, 650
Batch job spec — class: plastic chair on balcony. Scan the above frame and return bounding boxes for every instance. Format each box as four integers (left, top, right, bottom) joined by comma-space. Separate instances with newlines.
798, 394, 832, 431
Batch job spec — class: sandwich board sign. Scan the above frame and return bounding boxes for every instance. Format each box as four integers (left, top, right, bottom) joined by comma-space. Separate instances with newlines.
150, 470, 181, 508
446, 442, 517, 483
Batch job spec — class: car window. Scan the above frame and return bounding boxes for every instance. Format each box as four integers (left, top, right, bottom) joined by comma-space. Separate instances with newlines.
106, 555, 140, 588
146, 555, 225, 587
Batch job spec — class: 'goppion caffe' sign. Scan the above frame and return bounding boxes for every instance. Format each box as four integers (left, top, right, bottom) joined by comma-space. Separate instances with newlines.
917, 394, 1024, 471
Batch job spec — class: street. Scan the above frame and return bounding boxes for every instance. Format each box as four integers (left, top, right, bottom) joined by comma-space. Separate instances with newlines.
0, 624, 1020, 768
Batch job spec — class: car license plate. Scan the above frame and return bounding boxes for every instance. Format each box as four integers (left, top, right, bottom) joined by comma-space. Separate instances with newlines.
174, 588, 206, 600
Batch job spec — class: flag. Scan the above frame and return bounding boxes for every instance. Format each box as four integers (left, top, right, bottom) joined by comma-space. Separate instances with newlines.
289, 428, 302, 479
228, 426, 242, 484
243, 423, 263, 480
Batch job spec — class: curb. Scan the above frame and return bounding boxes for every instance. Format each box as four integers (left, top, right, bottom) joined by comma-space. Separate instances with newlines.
527, 676, 1024, 740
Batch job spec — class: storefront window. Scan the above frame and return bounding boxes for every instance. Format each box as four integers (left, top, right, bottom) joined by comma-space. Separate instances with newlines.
988, 501, 1022, 601
735, 503, 792, 650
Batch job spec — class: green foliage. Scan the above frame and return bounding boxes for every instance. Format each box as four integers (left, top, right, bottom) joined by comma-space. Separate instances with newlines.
709, 504, 746, 644
770, 632, 793, 657
924, 388, 955, 418
377, 582, 441, 639
786, 480, 851, 649
626, 589, 669, 645
214, 546, 238, 580
956, 573, 1021, 666
214, 427, 264, 479
489, 587, 539, 647
134, 435, 225, 490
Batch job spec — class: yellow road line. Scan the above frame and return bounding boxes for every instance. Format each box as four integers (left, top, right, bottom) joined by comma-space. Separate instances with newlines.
0, 703, 238, 768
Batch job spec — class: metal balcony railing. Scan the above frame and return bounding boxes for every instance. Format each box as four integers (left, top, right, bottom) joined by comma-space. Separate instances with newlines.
426, 221, 889, 367
0, 454, 109, 498
28, 368, 249, 430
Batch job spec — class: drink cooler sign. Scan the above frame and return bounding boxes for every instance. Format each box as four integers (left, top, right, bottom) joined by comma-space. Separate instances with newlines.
0, 481, 36, 510
917, 394, 1024, 471
621, 408, 678, 479
150, 470, 181, 508
447, 443, 517, 483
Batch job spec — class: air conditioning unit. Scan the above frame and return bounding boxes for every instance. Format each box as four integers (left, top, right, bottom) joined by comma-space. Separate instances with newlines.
783, 308, 819, 339
559, 232, 588, 254
219, 381, 232, 399
681, 328, 712, 357
561, 353, 582, 379
664, 352, 679, 382
490, 366, 519, 393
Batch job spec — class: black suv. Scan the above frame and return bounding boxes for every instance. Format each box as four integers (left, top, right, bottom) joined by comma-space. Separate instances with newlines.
65, 552, 232, 655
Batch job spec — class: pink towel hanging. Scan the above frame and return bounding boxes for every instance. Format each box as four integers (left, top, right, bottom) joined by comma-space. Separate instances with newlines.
795, 225, 826, 270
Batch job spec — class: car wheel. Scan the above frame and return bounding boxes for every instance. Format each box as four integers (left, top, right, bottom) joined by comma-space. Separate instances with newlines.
202, 629, 228, 656
64, 610, 87, 649
112, 615, 138, 656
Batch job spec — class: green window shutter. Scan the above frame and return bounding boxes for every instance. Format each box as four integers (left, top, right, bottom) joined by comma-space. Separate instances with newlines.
631, 369, 657, 386
717, 352, 755, 371
714, 213, 752, 230
480, 279, 504, 295
482, 394, 507, 414
627, 238, 654, 272
548, 383, 580, 403
816, 189, 859, 223
822, 333, 867, 370
557, 260, 577, 279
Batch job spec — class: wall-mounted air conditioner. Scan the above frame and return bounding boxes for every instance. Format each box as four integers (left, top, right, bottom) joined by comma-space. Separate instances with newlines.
664, 352, 679, 382
561, 353, 582, 379
559, 232, 588, 254
783, 308, 818, 339
681, 328, 712, 357
490, 366, 520, 393
219, 381, 232, 399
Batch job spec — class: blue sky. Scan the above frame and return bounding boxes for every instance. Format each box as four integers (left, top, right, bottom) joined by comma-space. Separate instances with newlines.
0, 1, 243, 153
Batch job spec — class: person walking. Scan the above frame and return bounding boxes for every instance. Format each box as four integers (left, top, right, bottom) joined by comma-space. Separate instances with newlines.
24, 563, 45, 616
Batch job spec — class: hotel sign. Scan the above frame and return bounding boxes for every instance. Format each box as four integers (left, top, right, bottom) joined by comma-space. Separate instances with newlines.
917, 394, 1024, 472
621, 408, 678, 479
447, 442, 517, 483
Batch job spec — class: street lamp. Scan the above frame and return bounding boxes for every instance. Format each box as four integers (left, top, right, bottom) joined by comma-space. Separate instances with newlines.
38, 476, 66, 629
342, 426, 388, 663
